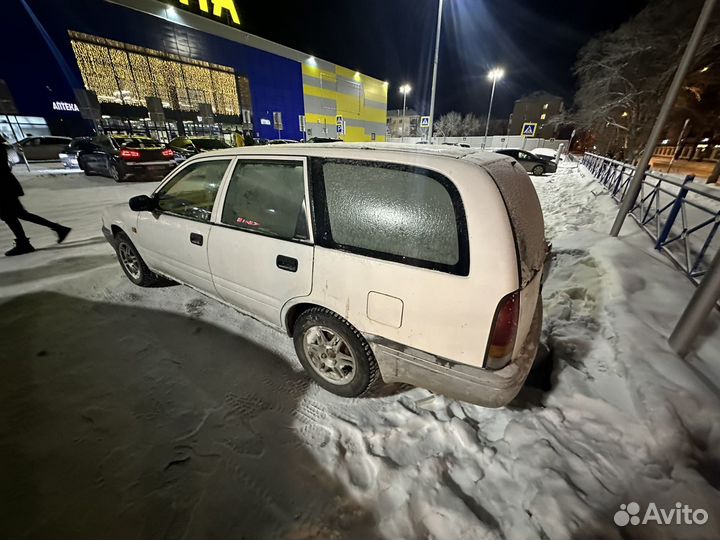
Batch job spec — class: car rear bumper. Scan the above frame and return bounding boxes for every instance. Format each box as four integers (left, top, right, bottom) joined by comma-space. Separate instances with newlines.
119, 161, 176, 178
368, 294, 543, 408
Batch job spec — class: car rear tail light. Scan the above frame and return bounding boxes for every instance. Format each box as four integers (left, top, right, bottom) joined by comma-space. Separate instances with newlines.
486, 290, 520, 370
120, 149, 141, 161
162, 148, 174, 159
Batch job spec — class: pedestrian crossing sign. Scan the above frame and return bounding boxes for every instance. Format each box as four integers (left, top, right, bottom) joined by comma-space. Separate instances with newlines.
420, 116, 431, 128
522, 122, 537, 137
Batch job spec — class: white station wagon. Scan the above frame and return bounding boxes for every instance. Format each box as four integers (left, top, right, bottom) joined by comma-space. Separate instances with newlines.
102, 144, 547, 407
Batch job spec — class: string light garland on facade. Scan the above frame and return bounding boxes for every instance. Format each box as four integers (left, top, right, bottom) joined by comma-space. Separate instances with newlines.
69, 31, 240, 115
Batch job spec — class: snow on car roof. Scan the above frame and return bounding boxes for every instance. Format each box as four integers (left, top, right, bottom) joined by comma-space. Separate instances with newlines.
199, 142, 509, 166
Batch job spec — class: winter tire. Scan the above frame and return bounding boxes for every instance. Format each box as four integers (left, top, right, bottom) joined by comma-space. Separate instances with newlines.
532, 164, 545, 176
293, 307, 381, 398
115, 231, 160, 287
109, 163, 124, 182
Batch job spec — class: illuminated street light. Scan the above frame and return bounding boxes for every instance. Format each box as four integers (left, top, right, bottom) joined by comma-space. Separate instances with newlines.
487, 67, 505, 81
399, 84, 412, 141
621, 111, 629, 117
700, 65, 710, 72
483, 67, 505, 149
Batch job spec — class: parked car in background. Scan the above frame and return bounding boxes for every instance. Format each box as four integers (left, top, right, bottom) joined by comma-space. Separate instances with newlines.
268, 139, 299, 145
78, 135, 176, 182
59, 137, 97, 169
253, 137, 269, 145
531, 147, 559, 161
494, 148, 557, 175
167, 136, 232, 163
443, 142, 471, 148
307, 137, 341, 143
101, 144, 546, 407
14, 136, 72, 161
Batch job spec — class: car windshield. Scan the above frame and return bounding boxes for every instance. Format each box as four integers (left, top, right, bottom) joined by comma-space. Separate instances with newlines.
191, 138, 230, 150
112, 137, 162, 148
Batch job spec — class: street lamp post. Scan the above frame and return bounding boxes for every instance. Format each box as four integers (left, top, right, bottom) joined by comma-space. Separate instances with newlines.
426, 0, 444, 143
399, 84, 411, 142
483, 68, 504, 149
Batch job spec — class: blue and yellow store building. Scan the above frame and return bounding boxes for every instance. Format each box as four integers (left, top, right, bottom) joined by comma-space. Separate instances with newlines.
2, 0, 388, 142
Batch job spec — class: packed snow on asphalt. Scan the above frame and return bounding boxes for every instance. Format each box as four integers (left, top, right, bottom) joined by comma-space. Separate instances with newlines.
1, 160, 719, 540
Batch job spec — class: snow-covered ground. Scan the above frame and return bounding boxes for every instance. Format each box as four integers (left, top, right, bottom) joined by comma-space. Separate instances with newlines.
1, 162, 719, 539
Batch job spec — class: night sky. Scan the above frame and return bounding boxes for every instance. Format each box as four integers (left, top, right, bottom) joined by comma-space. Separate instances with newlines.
239, 0, 647, 118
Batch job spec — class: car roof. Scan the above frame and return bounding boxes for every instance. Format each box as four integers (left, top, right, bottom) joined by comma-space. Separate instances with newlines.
112, 135, 155, 139
193, 142, 508, 167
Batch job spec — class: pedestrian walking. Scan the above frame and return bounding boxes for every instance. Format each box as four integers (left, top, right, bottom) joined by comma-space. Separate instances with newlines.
243, 130, 254, 146
0, 136, 71, 256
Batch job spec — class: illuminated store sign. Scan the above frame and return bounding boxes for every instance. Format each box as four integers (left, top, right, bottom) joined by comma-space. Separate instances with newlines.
173, 0, 240, 26
52, 101, 80, 112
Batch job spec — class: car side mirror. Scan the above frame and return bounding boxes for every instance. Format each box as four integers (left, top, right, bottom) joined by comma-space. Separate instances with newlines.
129, 194, 157, 212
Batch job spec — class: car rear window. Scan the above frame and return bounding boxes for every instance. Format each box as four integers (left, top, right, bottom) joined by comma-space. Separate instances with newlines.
113, 137, 162, 148
316, 160, 468, 275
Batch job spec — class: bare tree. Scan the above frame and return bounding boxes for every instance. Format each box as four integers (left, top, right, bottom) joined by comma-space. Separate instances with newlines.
460, 113, 482, 136
434, 111, 463, 137
571, 0, 720, 160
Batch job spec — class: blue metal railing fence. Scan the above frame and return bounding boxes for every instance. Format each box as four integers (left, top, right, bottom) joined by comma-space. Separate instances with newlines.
581, 153, 720, 284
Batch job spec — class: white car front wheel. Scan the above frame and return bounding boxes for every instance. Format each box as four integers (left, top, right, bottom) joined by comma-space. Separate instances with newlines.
115, 231, 160, 287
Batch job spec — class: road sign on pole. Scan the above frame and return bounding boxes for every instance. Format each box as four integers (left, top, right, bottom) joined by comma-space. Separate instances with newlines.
299, 115, 306, 133
273, 111, 283, 131
521, 122, 537, 137
420, 116, 430, 129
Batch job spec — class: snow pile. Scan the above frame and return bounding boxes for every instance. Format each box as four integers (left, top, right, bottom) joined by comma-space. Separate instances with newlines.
1, 163, 719, 539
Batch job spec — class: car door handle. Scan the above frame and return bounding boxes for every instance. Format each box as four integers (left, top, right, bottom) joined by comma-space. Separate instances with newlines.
190, 232, 203, 246
276, 255, 298, 272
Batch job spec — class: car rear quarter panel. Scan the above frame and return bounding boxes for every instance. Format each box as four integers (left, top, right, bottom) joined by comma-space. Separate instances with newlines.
289, 157, 520, 369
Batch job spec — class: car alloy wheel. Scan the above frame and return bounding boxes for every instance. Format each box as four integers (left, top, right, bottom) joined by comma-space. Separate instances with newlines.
302, 325, 357, 385
118, 241, 141, 280
532, 164, 545, 176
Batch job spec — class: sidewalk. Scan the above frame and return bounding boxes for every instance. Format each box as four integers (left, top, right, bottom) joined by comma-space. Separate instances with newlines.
650, 155, 719, 186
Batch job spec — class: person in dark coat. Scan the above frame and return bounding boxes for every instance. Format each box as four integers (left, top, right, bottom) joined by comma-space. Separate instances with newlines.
0, 136, 71, 256
243, 130, 254, 146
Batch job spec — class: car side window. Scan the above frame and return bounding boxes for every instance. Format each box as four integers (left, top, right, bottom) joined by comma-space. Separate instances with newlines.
317, 160, 468, 275
220, 160, 309, 241
519, 151, 532, 160
156, 159, 231, 222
